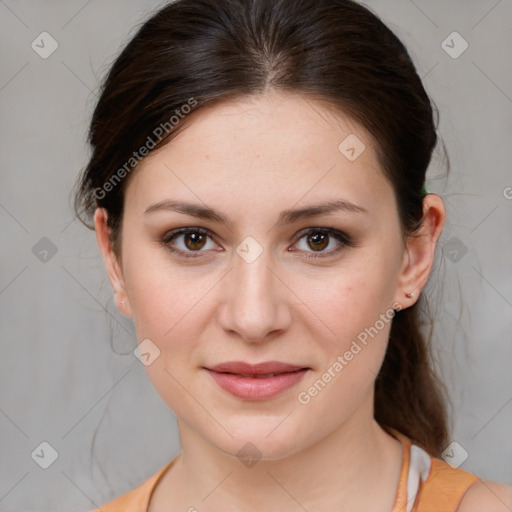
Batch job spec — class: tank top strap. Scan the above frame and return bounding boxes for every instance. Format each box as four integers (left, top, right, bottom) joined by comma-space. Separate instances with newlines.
387, 427, 414, 512
412, 456, 481, 512
94, 458, 177, 511
383, 425, 480, 512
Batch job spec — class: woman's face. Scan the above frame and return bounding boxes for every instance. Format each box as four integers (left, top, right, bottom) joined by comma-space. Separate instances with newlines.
97, 92, 422, 460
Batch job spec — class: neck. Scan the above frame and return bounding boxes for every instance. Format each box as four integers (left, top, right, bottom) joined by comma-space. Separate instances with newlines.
160, 394, 403, 511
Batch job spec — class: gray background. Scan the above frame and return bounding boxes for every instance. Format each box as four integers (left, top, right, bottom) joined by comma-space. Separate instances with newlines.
0, 0, 511, 510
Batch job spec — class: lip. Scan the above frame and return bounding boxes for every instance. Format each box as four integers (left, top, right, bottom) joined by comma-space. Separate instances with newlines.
204, 361, 310, 400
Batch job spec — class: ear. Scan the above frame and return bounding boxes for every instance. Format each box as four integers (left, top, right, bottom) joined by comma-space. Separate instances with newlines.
94, 208, 133, 318
393, 194, 446, 308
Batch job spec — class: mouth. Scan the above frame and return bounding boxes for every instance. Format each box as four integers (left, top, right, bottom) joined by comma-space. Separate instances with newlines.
204, 361, 310, 400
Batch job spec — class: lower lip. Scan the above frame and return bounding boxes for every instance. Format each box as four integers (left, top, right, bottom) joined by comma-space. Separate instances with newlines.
206, 369, 308, 400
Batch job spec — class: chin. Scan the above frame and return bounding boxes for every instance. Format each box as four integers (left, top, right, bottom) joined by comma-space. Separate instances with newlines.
208, 419, 310, 463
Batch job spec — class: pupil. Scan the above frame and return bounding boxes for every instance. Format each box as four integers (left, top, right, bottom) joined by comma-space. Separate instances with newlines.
183, 232, 330, 252
309, 233, 328, 251
186, 232, 205, 250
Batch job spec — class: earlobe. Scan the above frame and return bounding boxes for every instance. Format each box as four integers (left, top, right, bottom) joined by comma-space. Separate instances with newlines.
93, 208, 133, 318
394, 194, 446, 307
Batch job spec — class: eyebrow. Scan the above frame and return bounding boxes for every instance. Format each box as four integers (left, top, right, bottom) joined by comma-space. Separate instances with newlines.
144, 198, 368, 226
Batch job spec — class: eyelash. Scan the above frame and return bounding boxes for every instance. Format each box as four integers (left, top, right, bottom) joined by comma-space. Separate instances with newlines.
160, 227, 354, 260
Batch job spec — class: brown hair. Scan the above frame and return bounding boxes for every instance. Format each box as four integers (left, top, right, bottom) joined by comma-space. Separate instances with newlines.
74, 0, 450, 455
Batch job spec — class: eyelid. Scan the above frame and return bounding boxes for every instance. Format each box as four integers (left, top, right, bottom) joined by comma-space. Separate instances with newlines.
160, 226, 353, 259
291, 227, 353, 260
160, 227, 219, 257
295, 226, 352, 246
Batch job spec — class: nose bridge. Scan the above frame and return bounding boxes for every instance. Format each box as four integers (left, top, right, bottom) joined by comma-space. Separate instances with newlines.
219, 237, 290, 341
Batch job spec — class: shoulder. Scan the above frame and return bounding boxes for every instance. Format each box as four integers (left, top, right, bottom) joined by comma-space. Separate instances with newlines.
84, 458, 179, 512
456, 479, 512, 512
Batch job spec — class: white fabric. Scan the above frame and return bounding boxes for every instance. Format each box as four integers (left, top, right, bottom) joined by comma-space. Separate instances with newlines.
405, 444, 432, 512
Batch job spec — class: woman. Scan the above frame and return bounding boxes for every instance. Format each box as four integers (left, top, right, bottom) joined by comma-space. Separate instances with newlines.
74, 0, 512, 510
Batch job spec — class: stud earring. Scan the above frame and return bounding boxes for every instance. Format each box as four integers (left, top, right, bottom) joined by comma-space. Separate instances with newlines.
405, 292, 414, 299
120, 300, 125, 305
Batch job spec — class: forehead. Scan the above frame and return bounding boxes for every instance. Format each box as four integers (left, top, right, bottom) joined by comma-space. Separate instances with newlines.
147, 92, 374, 162
124, 91, 392, 219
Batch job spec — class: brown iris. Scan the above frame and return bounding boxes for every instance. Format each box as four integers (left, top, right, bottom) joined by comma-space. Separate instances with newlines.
184, 232, 207, 251
306, 232, 329, 251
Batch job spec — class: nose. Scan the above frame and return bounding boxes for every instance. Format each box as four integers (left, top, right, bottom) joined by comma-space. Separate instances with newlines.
216, 244, 292, 343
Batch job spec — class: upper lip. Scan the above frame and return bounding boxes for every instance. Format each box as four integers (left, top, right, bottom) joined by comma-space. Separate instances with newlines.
206, 361, 308, 375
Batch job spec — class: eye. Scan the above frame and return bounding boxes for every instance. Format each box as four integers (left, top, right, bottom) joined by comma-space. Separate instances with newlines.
161, 227, 219, 258
292, 227, 353, 259
160, 227, 354, 259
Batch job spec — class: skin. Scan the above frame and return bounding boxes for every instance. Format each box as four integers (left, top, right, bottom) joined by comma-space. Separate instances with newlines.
94, 91, 451, 511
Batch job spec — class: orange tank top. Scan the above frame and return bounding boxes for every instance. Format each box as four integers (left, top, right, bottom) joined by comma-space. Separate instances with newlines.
92, 428, 480, 511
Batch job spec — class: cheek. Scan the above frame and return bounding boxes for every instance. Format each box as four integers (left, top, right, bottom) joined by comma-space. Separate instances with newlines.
290, 254, 398, 406
294, 272, 396, 421
123, 236, 399, 372
122, 251, 209, 418
123, 242, 206, 337
302, 276, 394, 388
118, 238, 399, 457
293, 257, 397, 348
